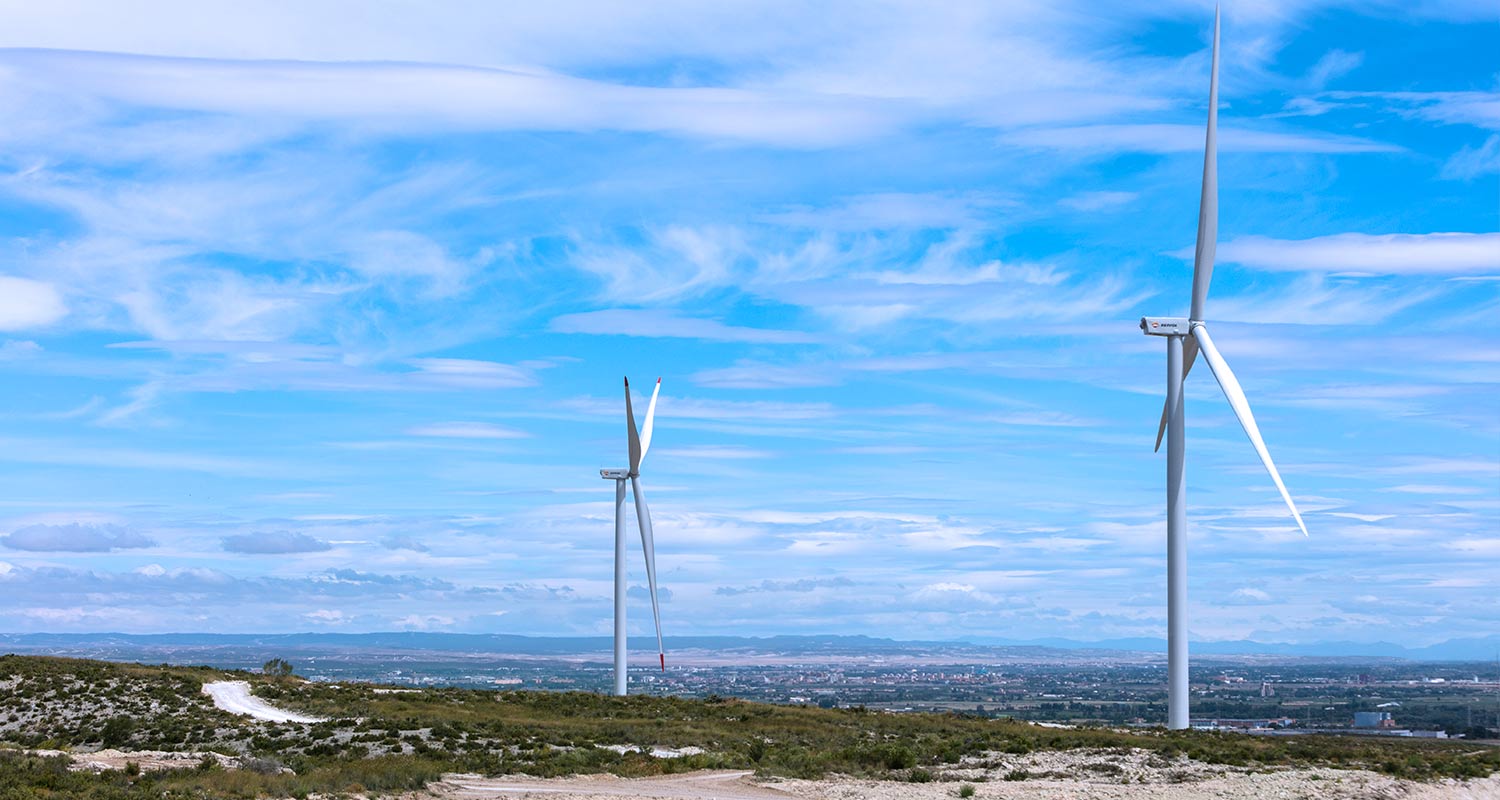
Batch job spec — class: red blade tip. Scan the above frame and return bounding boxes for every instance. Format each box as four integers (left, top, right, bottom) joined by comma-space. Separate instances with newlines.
659, 653, 665, 671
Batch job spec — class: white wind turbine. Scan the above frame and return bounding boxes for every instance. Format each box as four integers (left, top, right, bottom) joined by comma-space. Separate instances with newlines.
1140, 8, 1308, 730
598, 377, 666, 696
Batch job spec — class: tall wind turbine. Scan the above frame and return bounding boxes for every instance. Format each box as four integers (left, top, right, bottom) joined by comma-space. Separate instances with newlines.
1140, 8, 1308, 730
599, 377, 666, 696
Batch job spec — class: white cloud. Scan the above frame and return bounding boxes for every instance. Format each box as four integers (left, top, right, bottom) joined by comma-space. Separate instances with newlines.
0, 277, 67, 330
0, 340, 43, 359
912, 582, 1005, 607
571, 226, 745, 303
764, 192, 1006, 231
1442, 135, 1500, 180
405, 422, 528, 440
1305, 49, 1362, 89
222, 530, 331, 554
393, 613, 456, 630
1228, 587, 1273, 605
343, 230, 481, 295
1388, 484, 1485, 495
2, 522, 155, 552
1214, 232, 1500, 275
1331, 90, 1500, 130
408, 359, 537, 389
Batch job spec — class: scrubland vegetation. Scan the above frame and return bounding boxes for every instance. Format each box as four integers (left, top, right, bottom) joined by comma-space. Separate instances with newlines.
0, 654, 1495, 798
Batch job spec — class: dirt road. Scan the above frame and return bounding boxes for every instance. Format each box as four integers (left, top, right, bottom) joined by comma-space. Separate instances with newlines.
201, 680, 326, 723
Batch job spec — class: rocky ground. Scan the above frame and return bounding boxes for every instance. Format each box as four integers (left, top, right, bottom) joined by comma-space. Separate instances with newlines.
422, 748, 1500, 800
28, 746, 304, 775
29, 738, 1500, 799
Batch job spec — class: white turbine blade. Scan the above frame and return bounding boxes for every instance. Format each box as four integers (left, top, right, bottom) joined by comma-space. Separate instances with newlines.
1154, 336, 1200, 452
1189, 6, 1220, 323
624, 377, 642, 474
638, 378, 662, 466
1192, 325, 1309, 537
629, 476, 666, 670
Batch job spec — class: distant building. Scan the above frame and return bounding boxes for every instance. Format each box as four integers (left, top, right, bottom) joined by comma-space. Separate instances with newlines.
1260, 682, 1274, 697
1354, 711, 1395, 728
1191, 718, 1293, 731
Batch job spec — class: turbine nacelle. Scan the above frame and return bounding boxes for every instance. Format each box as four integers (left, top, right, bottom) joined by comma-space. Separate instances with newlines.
1141, 317, 1191, 336
600, 468, 629, 480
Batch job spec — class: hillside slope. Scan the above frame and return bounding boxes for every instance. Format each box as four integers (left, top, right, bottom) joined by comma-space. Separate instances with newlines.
0, 654, 1495, 798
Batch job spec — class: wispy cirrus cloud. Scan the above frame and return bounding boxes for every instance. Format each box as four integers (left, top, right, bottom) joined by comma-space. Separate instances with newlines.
0, 49, 899, 148
1213, 232, 1500, 275
692, 362, 842, 389
551, 309, 818, 344
1001, 123, 1397, 154
0, 3, 1493, 645
1442, 134, 1500, 180
406, 359, 537, 389
405, 422, 529, 440
1327, 89, 1500, 130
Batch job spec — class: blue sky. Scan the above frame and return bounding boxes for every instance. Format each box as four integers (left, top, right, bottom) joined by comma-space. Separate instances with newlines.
0, 1, 1495, 647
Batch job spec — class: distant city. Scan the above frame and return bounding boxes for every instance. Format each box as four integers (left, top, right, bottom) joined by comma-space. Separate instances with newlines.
6, 632, 1496, 740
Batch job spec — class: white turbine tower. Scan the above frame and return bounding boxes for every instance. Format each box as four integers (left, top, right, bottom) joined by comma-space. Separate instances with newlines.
599, 377, 666, 696
1140, 8, 1309, 730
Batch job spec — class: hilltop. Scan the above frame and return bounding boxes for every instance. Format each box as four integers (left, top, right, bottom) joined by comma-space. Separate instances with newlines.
0, 654, 1496, 798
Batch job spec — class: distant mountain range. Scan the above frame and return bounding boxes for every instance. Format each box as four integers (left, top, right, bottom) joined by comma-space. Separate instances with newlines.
3, 631, 1498, 662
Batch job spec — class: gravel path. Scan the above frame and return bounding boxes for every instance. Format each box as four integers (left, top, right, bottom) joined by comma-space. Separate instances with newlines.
201, 680, 326, 723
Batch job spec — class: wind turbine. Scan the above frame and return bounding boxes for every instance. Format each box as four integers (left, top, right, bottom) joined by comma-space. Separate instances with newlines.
599, 377, 666, 696
1139, 8, 1308, 730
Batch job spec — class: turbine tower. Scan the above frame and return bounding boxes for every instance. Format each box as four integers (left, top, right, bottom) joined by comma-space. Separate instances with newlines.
1140, 8, 1308, 730
599, 377, 666, 696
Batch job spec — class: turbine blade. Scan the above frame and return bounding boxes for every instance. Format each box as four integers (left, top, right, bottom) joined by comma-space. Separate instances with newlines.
1189, 6, 1220, 322
1154, 336, 1199, 452
638, 378, 662, 466
625, 377, 642, 474
629, 476, 665, 669
1191, 325, 1309, 537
